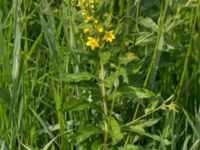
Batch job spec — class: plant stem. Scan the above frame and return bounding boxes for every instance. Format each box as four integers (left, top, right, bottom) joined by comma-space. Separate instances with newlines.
100, 57, 108, 149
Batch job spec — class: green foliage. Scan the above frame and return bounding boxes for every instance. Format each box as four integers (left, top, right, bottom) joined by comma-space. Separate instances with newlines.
0, 0, 199, 149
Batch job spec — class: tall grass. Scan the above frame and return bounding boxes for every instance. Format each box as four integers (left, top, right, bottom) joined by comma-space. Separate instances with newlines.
0, 0, 200, 149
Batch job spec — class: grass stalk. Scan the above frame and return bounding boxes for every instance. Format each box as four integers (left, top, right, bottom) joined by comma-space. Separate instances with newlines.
125, 0, 168, 144
175, 4, 199, 103
133, 0, 169, 120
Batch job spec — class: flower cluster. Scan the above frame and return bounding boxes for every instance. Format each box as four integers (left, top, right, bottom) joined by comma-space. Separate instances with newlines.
86, 37, 99, 50
79, 0, 96, 16
79, 0, 115, 50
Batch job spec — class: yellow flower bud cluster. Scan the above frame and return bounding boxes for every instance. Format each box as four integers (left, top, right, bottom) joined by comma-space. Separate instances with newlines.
79, 0, 98, 16
79, 0, 115, 50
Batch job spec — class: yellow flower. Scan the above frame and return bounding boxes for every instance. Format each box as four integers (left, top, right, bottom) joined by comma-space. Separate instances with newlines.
103, 30, 115, 42
103, 12, 109, 17
81, 11, 87, 16
90, 0, 94, 4
94, 19, 98, 24
86, 16, 92, 20
98, 26, 104, 33
86, 37, 99, 50
84, 16, 92, 23
91, 4, 95, 9
83, 28, 90, 34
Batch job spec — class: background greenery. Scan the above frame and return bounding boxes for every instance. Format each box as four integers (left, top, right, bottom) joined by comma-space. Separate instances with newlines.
0, 0, 199, 149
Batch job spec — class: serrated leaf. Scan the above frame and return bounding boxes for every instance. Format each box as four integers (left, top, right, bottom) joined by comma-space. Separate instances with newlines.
108, 116, 123, 145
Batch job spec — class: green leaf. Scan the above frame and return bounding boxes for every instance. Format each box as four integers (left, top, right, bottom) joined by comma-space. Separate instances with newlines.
28, 106, 59, 147
182, 135, 191, 150
138, 118, 161, 127
182, 107, 200, 139
138, 17, 158, 31
0, 87, 11, 105
62, 99, 101, 112
119, 53, 138, 65
91, 139, 103, 150
59, 72, 96, 82
125, 118, 161, 128
135, 32, 155, 46
0, 139, 8, 150
128, 86, 155, 99
107, 116, 123, 145
73, 49, 99, 60
126, 125, 145, 134
108, 86, 155, 100
100, 51, 111, 64
118, 144, 141, 150
189, 139, 200, 150
40, 15, 58, 65
105, 67, 125, 88
74, 125, 103, 143
0, 19, 4, 60
123, 126, 170, 145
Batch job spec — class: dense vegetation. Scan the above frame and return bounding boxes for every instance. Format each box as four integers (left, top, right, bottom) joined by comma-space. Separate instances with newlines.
0, 0, 200, 149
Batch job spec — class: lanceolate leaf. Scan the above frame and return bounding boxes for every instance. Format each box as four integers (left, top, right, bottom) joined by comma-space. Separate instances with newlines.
62, 99, 101, 112
108, 85, 156, 100
29, 106, 59, 147
59, 72, 96, 82
138, 17, 158, 31
74, 125, 103, 143
118, 144, 141, 150
125, 118, 161, 128
128, 86, 155, 99
123, 126, 171, 145
107, 116, 123, 145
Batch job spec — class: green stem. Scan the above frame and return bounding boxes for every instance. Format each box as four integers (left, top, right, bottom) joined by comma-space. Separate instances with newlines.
100, 58, 108, 149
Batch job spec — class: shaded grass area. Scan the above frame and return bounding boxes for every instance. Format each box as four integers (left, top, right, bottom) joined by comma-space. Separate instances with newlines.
0, 0, 200, 149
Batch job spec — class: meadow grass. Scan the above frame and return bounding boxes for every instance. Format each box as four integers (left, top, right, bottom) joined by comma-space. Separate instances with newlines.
0, 0, 200, 149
